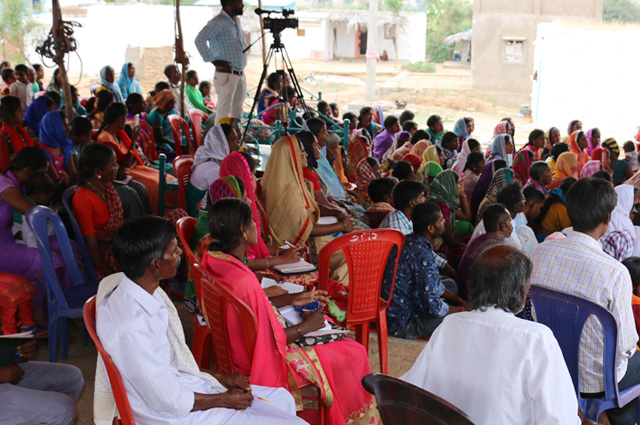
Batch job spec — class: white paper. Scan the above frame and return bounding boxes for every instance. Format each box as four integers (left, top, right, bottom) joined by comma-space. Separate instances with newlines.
317, 216, 339, 225
0, 331, 34, 338
278, 306, 349, 337
260, 277, 304, 294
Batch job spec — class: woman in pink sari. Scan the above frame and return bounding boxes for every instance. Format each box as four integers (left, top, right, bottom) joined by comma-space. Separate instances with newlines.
201, 198, 379, 425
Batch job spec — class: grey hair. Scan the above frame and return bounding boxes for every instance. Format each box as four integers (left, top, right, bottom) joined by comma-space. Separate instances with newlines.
327, 132, 340, 146
469, 244, 532, 313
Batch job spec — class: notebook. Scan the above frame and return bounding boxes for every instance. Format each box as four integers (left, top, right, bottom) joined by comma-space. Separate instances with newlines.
272, 259, 317, 275
260, 277, 305, 294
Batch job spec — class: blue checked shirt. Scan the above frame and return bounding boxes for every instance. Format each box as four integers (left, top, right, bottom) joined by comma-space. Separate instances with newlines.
531, 230, 638, 393
195, 11, 247, 71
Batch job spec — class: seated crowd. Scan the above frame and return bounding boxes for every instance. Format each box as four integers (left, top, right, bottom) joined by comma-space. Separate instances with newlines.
2, 58, 640, 425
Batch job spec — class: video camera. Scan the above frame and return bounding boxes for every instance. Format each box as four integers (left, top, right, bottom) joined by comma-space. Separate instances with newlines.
255, 8, 298, 34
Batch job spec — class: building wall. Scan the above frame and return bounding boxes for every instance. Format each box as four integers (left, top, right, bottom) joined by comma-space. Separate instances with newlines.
471, 0, 602, 102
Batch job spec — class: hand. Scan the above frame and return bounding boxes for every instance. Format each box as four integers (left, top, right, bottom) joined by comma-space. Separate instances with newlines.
263, 286, 288, 298
116, 166, 128, 181
456, 180, 465, 197
340, 216, 354, 232
278, 247, 303, 264
0, 363, 24, 385
300, 307, 326, 333
17, 340, 36, 358
219, 388, 253, 410
460, 300, 471, 311
218, 373, 251, 392
291, 288, 329, 306
131, 126, 140, 144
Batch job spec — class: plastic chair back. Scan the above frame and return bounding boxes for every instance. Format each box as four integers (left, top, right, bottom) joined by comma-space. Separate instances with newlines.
168, 114, 192, 156
362, 374, 475, 425
194, 263, 258, 374
173, 155, 194, 212
62, 186, 98, 283
176, 217, 200, 297
528, 285, 640, 421
188, 109, 208, 149
83, 297, 136, 425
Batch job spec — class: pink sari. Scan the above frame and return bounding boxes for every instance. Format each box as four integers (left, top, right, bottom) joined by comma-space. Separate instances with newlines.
202, 252, 379, 425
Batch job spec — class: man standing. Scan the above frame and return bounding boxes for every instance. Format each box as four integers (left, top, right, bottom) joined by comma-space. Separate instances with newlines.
195, 0, 247, 120
531, 177, 640, 425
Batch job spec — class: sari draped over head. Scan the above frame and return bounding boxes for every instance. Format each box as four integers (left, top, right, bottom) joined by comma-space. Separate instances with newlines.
410, 140, 431, 158
416, 161, 443, 186
318, 145, 348, 200
476, 168, 514, 224
259, 135, 320, 247
585, 128, 600, 156
99, 66, 125, 103
349, 129, 371, 163
428, 170, 459, 221
489, 134, 510, 160
605, 184, 637, 240
333, 145, 349, 184
453, 117, 469, 139
422, 145, 441, 166
355, 158, 376, 192
471, 159, 500, 213
193, 124, 230, 170
512, 150, 533, 185
493, 121, 510, 137
401, 153, 421, 170
220, 152, 272, 260
548, 152, 579, 190
116, 62, 142, 100
47, 68, 61, 92
209, 175, 243, 202
385, 141, 412, 165
569, 130, 589, 171
24, 96, 50, 135
39, 110, 75, 170
602, 230, 634, 262
591, 147, 612, 173
451, 138, 473, 175
580, 160, 602, 178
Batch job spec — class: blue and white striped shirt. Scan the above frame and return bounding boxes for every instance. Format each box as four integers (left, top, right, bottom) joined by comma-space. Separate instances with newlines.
195, 11, 247, 71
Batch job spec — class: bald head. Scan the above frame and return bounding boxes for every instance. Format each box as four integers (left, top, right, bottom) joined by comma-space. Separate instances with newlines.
469, 244, 532, 313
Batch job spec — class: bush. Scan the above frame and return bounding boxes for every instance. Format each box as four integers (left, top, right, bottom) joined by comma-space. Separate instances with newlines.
402, 62, 437, 73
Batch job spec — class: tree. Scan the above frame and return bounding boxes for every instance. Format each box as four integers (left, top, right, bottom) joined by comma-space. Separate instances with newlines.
0, 0, 43, 63
426, 0, 472, 63
382, 0, 405, 60
603, 0, 640, 23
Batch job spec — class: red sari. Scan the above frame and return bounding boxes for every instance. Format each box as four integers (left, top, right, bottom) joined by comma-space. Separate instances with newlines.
202, 252, 379, 425
0, 123, 34, 171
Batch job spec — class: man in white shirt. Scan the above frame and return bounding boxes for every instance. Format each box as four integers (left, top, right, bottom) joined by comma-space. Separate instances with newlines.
401, 244, 583, 425
97, 216, 307, 425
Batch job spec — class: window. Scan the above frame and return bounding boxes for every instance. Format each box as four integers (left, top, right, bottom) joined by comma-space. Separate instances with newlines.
503, 38, 525, 64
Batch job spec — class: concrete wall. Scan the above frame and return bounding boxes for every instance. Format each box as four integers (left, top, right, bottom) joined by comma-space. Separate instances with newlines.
471, 0, 603, 103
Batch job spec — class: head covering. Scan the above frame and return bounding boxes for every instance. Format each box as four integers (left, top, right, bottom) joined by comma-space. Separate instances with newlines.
493, 121, 510, 137
355, 158, 376, 192
153, 89, 176, 110
591, 147, 611, 172
220, 152, 271, 260
410, 140, 431, 158
512, 150, 533, 184
326, 133, 341, 165
209, 175, 244, 203
416, 161, 443, 186
193, 124, 230, 168
545, 127, 559, 152
580, 160, 602, 178
453, 117, 469, 139
602, 230, 634, 262
116, 62, 141, 99
548, 152, 579, 190
585, 128, 600, 156
602, 137, 620, 156
47, 68, 60, 92
606, 184, 636, 239
489, 134, 510, 160
39, 110, 75, 170
471, 159, 498, 213
451, 138, 473, 175
349, 128, 371, 165
259, 135, 320, 246
318, 145, 347, 200
297, 131, 318, 169
476, 168, 514, 224
24, 96, 50, 135
428, 170, 459, 218
568, 130, 589, 171
100, 66, 124, 103
422, 145, 440, 166
401, 153, 421, 170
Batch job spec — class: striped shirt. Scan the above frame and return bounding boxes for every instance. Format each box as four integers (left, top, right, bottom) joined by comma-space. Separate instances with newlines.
530, 230, 638, 393
194, 11, 247, 71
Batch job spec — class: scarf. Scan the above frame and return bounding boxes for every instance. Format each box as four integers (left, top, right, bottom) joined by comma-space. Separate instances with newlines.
548, 152, 579, 190
416, 161, 442, 186
422, 145, 440, 166
580, 160, 602, 178
348, 128, 370, 165
476, 168, 514, 224
569, 130, 589, 171
24, 96, 50, 135
440, 145, 457, 170
489, 134, 509, 160
209, 175, 244, 202
401, 153, 421, 170
493, 121, 509, 137
591, 147, 612, 173
585, 128, 600, 156
356, 157, 376, 192
116, 62, 141, 100
100, 66, 125, 103
602, 137, 620, 155
39, 110, 75, 170
153, 89, 176, 110
428, 170, 459, 220
512, 150, 533, 184
318, 145, 347, 200
451, 138, 473, 175
410, 140, 431, 158
332, 144, 348, 184
193, 124, 229, 168
602, 230, 634, 262
453, 117, 469, 139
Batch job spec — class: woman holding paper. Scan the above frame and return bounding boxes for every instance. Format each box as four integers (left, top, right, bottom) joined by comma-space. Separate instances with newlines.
201, 198, 379, 425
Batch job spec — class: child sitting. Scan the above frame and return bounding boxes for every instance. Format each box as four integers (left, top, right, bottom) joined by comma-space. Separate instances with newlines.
622, 256, 640, 347
12, 172, 56, 248
624, 140, 639, 173
365, 177, 397, 228
199, 80, 215, 112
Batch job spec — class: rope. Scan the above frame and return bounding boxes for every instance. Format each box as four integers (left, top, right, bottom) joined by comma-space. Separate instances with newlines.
35, 19, 83, 86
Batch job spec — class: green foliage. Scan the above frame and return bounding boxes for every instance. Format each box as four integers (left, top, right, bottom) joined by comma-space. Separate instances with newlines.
426, 0, 472, 63
603, 0, 640, 23
382, 0, 405, 15
401, 61, 436, 72
0, 0, 43, 62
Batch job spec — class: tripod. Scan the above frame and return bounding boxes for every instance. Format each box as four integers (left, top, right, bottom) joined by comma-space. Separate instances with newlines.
241, 30, 309, 144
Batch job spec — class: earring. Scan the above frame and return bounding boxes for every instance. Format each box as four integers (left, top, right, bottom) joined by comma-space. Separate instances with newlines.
243, 232, 247, 240
98, 175, 102, 179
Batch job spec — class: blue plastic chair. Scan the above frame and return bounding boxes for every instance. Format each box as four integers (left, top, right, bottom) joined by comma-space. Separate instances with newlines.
26, 206, 98, 362
62, 186, 97, 284
528, 285, 640, 422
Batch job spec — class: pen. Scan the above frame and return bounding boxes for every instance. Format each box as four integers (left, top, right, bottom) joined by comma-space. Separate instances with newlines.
283, 240, 295, 249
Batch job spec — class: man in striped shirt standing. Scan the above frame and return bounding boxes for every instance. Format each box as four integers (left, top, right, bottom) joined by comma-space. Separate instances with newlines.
195, 0, 247, 120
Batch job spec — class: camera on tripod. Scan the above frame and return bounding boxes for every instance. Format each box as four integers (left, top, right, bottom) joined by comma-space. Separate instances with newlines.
255, 8, 298, 34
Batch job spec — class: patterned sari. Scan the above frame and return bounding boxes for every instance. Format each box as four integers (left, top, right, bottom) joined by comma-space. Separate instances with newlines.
95, 182, 124, 278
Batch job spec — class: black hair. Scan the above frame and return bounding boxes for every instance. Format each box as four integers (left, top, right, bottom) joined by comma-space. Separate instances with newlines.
112, 216, 177, 280
365, 157, 379, 170
285, 85, 296, 99
306, 117, 326, 136
71, 116, 93, 136
70, 85, 78, 95
441, 131, 458, 149
527, 129, 545, 146
0, 68, 14, 83
208, 198, 253, 253
393, 179, 426, 211
343, 112, 356, 123
155, 81, 170, 92
548, 127, 559, 142
266, 72, 279, 89
529, 161, 550, 181
412, 202, 442, 235
593, 170, 612, 182
426, 114, 441, 129
383, 115, 398, 129
77, 143, 114, 184
622, 257, 640, 287
399, 110, 415, 124
391, 161, 413, 180
368, 177, 396, 203
99, 102, 127, 132
220, 123, 234, 141
463, 151, 484, 172
45, 90, 62, 108
624, 140, 636, 152
33, 64, 42, 73
464, 117, 474, 125
435, 145, 443, 155
163, 64, 177, 80
199, 80, 211, 91
239, 151, 256, 172
467, 138, 480, 151
484, 203, 510, 233
402, 120, 417, 132
493, 159, 507, 172
550, 142, 569, 161
8, 146, 49, 173
25, 172, 56, 197
317, 101, 329, 114
523, 186, 545, 204
329, 102, 338, 110
496, 181, 524, 214
568, 120, 582, 135
186, 69, 197, 80
0, 95, 21, 121
125, 93, 144, 111
469, 244, 531, 313
358, 107, 373, 122
535, 177, 577, 226
95, 90, 114, 112
566, 177, 617, 232
14, 64, 28, 74
85, 97, 96, 114
397, 131, 411, 145
410, 130, 430, 144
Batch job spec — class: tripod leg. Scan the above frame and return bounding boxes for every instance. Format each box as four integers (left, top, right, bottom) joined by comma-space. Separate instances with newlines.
280, 45, 309, 117
241, 47, 274, 144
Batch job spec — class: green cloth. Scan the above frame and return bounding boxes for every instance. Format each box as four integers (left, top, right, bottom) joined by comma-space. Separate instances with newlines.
427, 128, 443, 143
427, 170, 459, 217
189, 210, 210, 252
454, 219, 474, 235
186, 85, 208, 113
416, 161, 443, 187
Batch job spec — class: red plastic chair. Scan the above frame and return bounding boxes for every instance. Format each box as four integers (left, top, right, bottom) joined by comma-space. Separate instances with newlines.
176, 217, 213, 369
195, 263, 326, 423
318, 229, 404, 374
188, 109, 208, 150
83, 296, 136, 425
126, 119, 158, 162
168, 114, 193, 157
172, 155, 194, 212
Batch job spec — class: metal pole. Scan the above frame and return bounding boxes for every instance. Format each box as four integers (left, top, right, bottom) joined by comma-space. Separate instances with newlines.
258, 0, 266, 64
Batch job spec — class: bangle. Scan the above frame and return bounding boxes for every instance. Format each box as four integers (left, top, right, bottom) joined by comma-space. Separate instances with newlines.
459, 195, 467, 199
292, 325, 303, 338
265, 257, 270, 269
342, 221, 347, 231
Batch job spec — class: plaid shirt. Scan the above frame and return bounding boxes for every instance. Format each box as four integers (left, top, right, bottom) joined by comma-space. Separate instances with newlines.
195, 11, 247, 71
531, 230, 638, 393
